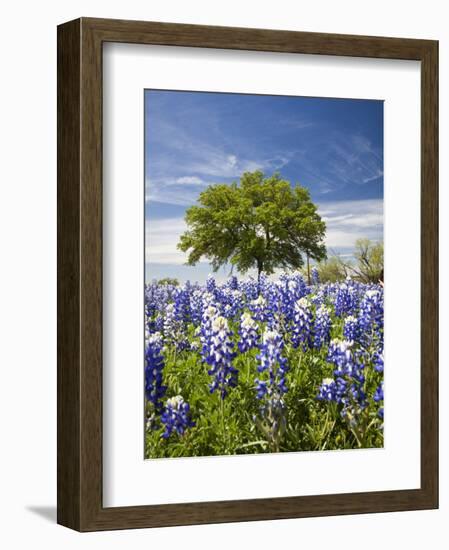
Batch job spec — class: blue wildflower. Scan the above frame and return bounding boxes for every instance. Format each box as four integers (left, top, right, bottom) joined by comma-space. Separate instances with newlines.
256, 328, 289, 398
343, 315, 359, 342
174, 284, 192, 324
238, 311, 259, 353
189, 289, 204, 325
161, 395, 195, 438
373, 348, 384, 373
317, 377, 347, 403
249, 294, 268, 322
163, 302, 189, 351
144, 332, 167, 414
373, 382, 384, 419
313, 305, 331, 349
327, 339, 356, 376
321, 339, 368, 428
206, 274, 216, 294
278, 273, 308, 322
228, 275, 239, 290
201, 312, 238, 398
334, 281, 357, 317
291, 297, 313, 350
374, 382, 384, 402
358, 288, 383, 344
254, 328, 289, 451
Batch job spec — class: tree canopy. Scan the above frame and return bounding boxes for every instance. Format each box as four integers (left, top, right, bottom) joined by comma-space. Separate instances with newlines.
177, 171, 327, 281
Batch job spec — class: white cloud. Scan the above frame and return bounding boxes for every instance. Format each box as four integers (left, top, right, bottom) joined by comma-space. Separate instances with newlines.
326, 134, 383, 186
145, 217, 187, 264
318, 198, 383, 249
227, 154, 237, 168
175, 176, 205, 185
147, 118, 295, 191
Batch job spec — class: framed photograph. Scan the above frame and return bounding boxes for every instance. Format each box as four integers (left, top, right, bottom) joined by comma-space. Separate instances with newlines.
57, 17, 438, 531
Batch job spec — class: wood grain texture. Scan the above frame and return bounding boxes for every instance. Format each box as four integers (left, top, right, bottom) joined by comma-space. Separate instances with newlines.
57, 18, 81, 531
57, 17, 439, 532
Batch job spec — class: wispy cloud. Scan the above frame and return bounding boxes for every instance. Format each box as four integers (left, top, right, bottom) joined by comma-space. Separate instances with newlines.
146, 217, 187, 264
324, 133, 383, 187
147, 117, 289, 179
318, 198, 383, 249
175, 176, 205, 185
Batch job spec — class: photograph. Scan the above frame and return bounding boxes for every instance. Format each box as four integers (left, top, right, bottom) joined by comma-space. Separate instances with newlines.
144, 89, 384, 459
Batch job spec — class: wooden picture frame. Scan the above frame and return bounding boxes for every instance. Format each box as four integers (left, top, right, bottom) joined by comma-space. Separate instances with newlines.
57, 17, 438, 531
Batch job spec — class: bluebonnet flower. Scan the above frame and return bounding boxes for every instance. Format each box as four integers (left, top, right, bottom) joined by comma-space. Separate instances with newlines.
254, 328, 289, 451
145, 282, 172, 332
309, 288, 326, 308
256, 328, 289, 397
174, 284, 192, 324
373, 382, 384, 402
238, 311, 259, 353
200, 304, 219, 340
228, 275, 239, 290
241, 278, 259, 302
311, 266, 320, 285
343, 315, 359, 342
249, 294, 268, 322
373, 381, 384, 420
358, 288, 383, 344
327, 339, 356, 376
221, 288, 244, 319
278, 273, 308, 322
201, 312, 238, 398
291, 297, 313, 350
161, 395, 195, 438
206, 274, 217, 294
144, 332, 167, 414
163, 303, 176, 338
190, 289, 204, 325
163, 303, 189, 351
313, 305, 331, 349
317, 377, 347, 403
317, 377, 337, 401
320, 338, 368, 428
373, 382, 384, 419
373, 348, 384, 373
264, 283, 282, 319
334, 281, 357, 317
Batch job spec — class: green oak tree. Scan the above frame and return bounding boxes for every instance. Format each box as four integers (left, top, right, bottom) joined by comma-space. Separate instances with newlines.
177, 171, 327, 283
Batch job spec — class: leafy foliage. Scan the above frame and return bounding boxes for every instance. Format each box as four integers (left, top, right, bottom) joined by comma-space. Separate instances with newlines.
178, 171, 327, 280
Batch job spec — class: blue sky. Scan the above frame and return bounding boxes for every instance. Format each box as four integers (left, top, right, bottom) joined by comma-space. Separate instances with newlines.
145, 90, 383, 283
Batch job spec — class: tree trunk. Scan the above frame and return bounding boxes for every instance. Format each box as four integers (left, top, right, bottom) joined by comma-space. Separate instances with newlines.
306, 253, 311, 285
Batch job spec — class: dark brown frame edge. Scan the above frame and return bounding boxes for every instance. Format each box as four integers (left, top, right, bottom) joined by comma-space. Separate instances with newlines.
57, 17, 438, 532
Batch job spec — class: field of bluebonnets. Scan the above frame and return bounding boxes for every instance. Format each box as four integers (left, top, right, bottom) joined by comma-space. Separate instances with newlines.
144, 268, 384, 458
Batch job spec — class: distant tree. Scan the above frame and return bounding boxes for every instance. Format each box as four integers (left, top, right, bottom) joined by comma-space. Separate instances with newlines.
177, 171, 327, 283
352, 239, 383, 283
314, 256, 349, 283
157, 277, 179, 286
316, 239, 383, 284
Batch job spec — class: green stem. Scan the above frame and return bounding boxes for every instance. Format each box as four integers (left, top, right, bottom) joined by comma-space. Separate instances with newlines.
220, 397, 227, 454
246, 353, 251, 384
